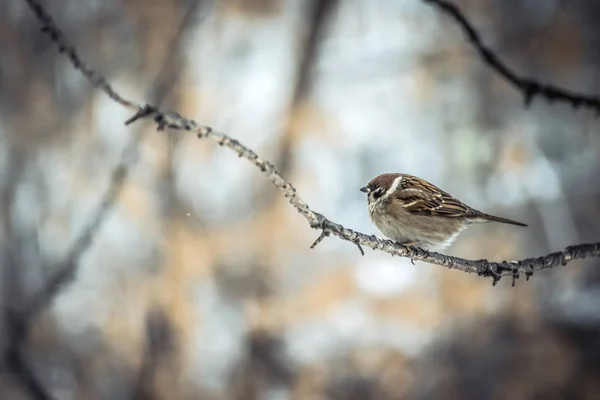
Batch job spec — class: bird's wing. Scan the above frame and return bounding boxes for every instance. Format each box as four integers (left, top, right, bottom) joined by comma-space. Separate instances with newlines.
392, 175, 477, 218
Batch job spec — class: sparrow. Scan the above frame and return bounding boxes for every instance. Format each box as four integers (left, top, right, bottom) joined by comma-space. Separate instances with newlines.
360, 173, 527, 251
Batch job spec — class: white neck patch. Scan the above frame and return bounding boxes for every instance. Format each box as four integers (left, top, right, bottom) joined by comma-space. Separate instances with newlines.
380, 175, 403, 203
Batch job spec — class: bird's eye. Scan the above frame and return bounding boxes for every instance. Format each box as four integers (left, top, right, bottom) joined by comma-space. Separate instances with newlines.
372, 188, 384, 199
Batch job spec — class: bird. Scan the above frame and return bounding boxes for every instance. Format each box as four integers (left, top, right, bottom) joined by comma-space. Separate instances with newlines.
360, 173, 527, 251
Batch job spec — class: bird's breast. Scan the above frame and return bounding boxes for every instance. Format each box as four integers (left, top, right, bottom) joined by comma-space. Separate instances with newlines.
368, 201, 467, 250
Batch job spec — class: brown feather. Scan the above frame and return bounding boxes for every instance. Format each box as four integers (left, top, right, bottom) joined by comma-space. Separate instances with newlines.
367, 173, 402, 191
395, 174, 476, 218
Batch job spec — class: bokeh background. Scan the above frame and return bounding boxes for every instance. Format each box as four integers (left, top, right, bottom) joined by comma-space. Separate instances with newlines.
2, 0, 600, 399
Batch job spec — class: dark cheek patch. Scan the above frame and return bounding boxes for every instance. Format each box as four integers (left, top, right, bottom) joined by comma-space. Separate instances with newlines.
373, 188, 384, 199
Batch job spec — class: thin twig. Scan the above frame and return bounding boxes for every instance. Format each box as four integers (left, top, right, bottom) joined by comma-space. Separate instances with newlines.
22, 0, 600, 286
422, 0, 600, 113
25, 0, 138, 110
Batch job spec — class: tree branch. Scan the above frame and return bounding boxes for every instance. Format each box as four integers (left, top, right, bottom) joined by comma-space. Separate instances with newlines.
422, 0, 600, 113
22, 0, 600, 286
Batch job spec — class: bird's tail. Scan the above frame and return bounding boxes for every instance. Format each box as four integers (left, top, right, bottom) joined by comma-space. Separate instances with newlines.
477, 212, 528, 227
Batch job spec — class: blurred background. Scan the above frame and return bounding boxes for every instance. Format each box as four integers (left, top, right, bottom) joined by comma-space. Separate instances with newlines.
1, 0, 600, 399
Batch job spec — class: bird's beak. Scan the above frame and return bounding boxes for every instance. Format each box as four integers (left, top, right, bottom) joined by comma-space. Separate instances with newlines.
359, 186, 369, 193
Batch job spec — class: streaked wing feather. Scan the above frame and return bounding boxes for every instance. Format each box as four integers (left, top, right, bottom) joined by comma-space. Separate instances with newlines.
394, 175, 475, 218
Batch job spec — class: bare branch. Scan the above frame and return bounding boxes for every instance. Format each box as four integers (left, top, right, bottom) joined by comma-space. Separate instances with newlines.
422, 0, 600, 113
21, 0, 600, 286
23, 0, 139, 111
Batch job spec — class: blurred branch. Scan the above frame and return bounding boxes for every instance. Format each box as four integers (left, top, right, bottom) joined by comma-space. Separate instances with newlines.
257, 0, 337, 218
133, 308, 175, 400
277, 0, 337, 172
0, 144, 128, 400
148, 0, 204, 105
291, 0, 337, 105
5, 2, 203, 398
24, 161, 130, 321
160, 0, 206, 219
4, 312, 53, 400
423, 0, 600, 113
229, 331, 294, 399
23, 0, 600, 286
2, 147, 131, 400
1, 151, 54, 400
